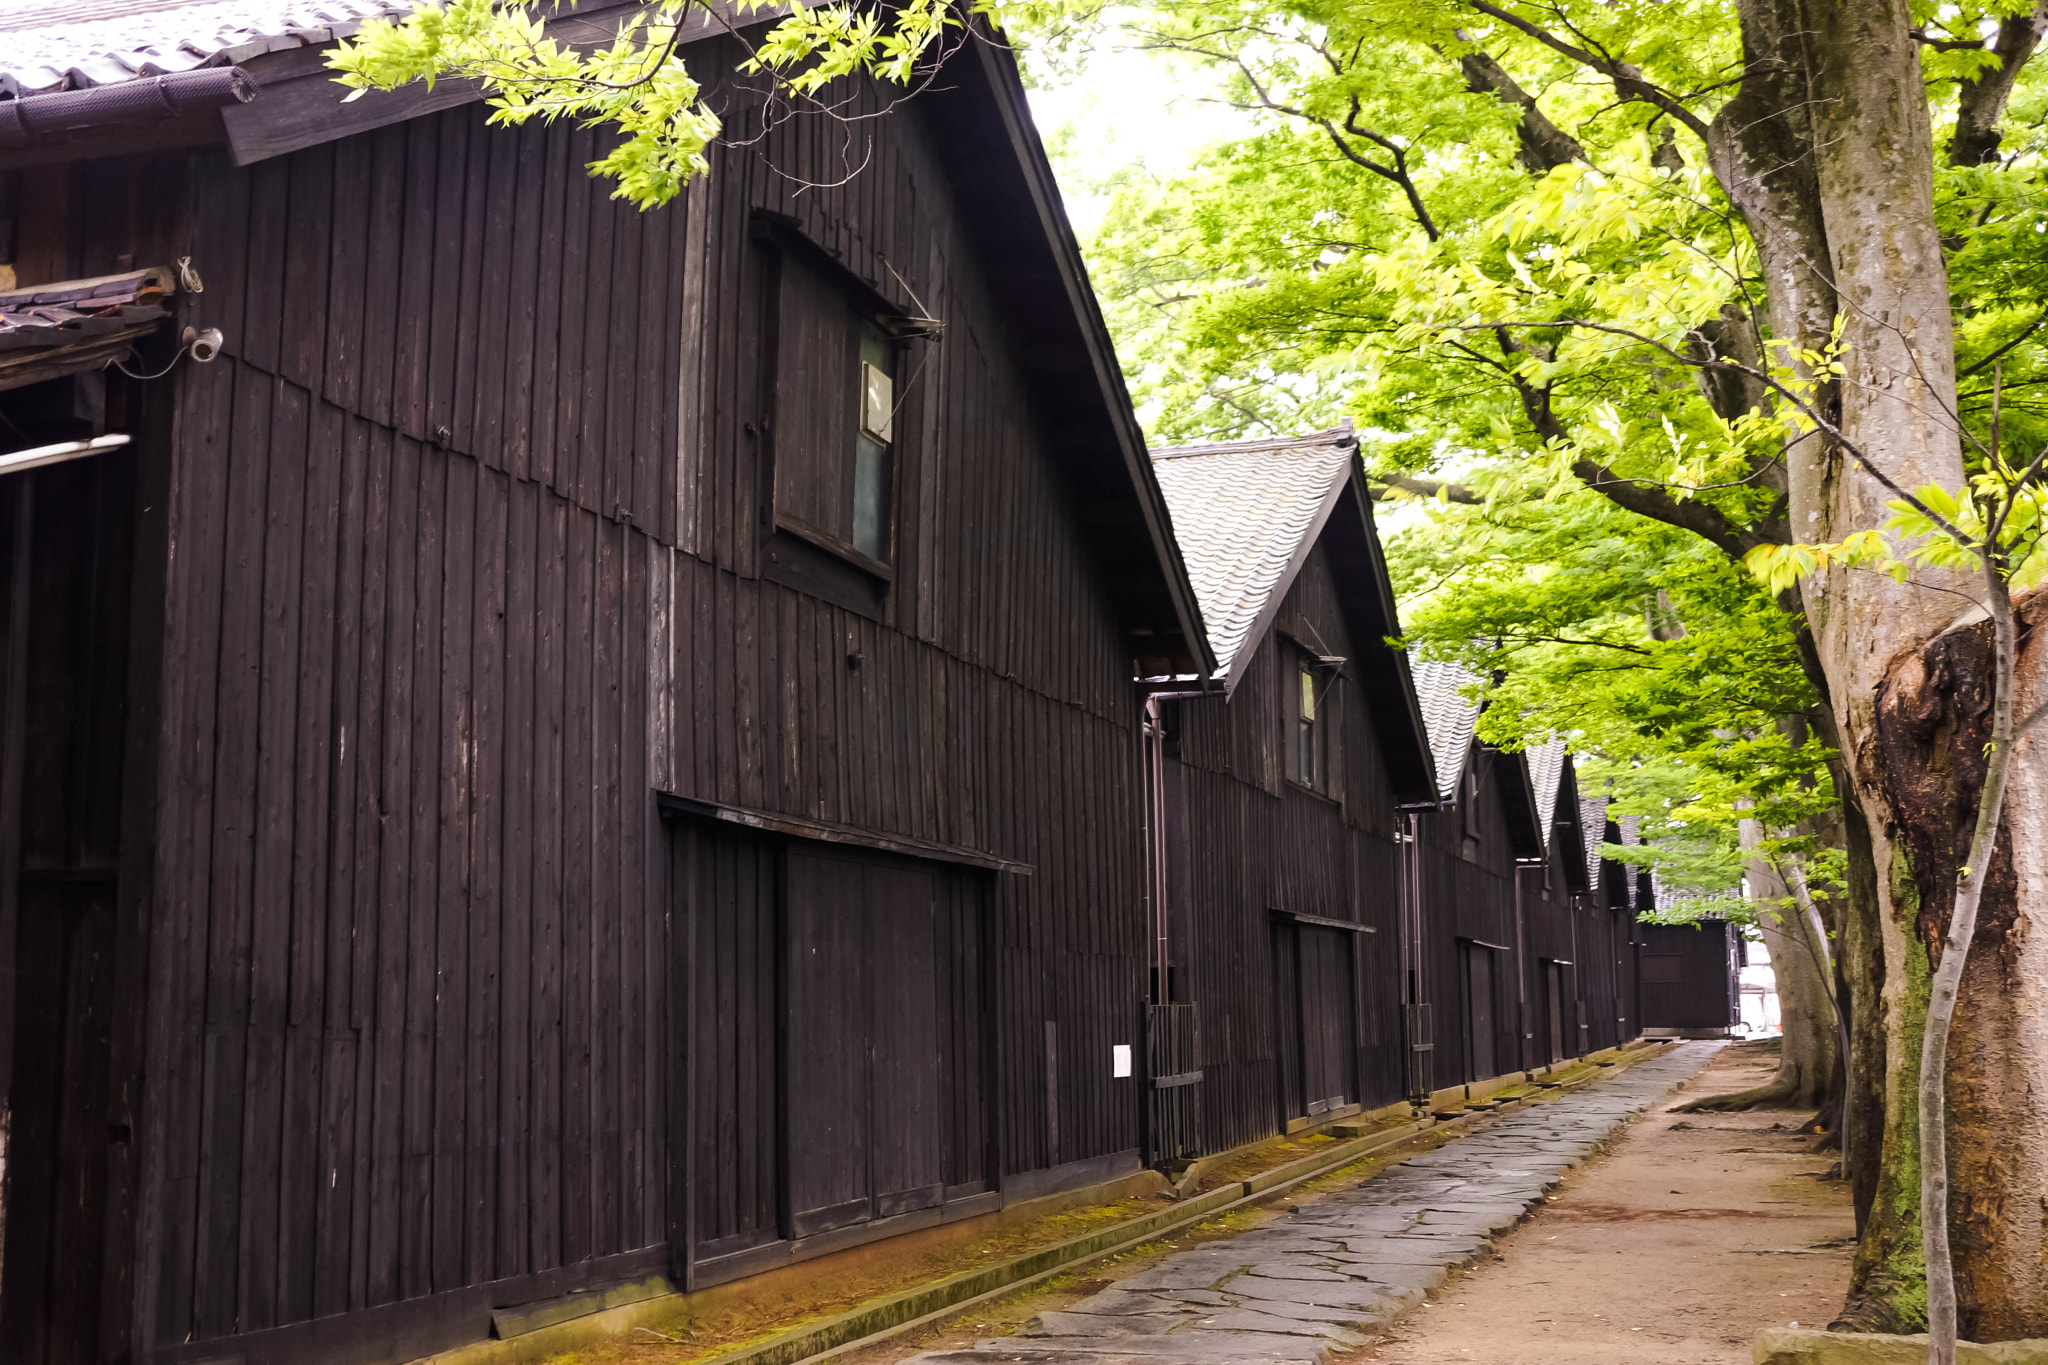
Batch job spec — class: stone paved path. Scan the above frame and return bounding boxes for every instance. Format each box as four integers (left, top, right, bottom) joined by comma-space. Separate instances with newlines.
904, 1043, 1719, 1365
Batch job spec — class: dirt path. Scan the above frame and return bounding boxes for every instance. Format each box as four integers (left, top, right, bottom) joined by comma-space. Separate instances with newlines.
1354, 1041, 1853, 1365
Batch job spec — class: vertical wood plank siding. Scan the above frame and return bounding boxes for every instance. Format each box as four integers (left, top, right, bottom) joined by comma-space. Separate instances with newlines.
139, 55, 1146, 1350
1412, 747, 1524, 1087
1168, 543, 1405, 1155
1639, 921, 1740, 1031
1410, 749, 1638, 1088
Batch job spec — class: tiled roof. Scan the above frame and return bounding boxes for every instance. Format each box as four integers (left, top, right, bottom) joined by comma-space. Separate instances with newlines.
1649, 868, 1743, 916
0, 0, 415, 96
1578, 794, 1607, 887
1149, 426, 1357, 692
1409, 658, 1480, 801
0, 265, 177, 388
0, 265, 173, 346
1615, 813, 1642, 904
1525, 736, 1567, 850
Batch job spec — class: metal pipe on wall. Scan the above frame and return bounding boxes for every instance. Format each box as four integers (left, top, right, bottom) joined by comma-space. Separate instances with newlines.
1138, 685, 1205, 1005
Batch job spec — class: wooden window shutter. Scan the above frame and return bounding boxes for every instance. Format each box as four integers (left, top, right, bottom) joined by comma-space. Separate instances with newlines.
774, 251, 859, 548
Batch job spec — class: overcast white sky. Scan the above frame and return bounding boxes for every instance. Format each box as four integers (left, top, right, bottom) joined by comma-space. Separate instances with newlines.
1019, 34, 1255, 236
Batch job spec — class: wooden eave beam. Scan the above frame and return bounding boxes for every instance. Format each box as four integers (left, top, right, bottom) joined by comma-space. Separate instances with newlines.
657, 792, 1034, 874
219, 0, 771, 166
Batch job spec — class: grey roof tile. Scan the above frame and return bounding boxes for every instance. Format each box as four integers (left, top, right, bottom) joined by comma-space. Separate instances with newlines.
0, 0, 416, 95
1578, 794, 1607, 888
1525, 736, 1567, 850
1408, 658, 1479, 801
0, 264, 174, 351
1149, 427, 1356, 691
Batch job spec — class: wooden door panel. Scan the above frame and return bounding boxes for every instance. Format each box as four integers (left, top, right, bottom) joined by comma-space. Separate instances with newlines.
1272, 922, 1304, 1121
0, 456, 138, 1365
685, 826, 783, 1259
1301, 927, 1352, 1112
1545, 963, 1566, 1064
866, 862, 943, 1215
938, 877, 990, 1191
784, 849, 872, 1236
1463, 944, 1495, 1083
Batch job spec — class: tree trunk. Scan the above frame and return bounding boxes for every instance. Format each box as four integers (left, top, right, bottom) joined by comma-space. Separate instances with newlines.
1708, 0, 2048, 1337
1798, 1, 1979, 1337
1866, 600, 2048, 1342
1767, 844, 1841, 1109
1679, 821, 1837, 1111
1967, 604, 2048, 1339
1755, 902, 1834, 1104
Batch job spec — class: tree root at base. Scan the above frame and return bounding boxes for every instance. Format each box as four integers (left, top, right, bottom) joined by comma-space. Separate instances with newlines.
1672, 1069, 1822, 1113
1830, 1292, 1924, 1336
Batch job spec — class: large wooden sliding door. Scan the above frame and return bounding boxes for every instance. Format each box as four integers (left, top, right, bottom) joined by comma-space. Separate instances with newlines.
1543, 961, 1568, 1064
0, 448, 143, 1365
679, 824, 991, 1280
785, 849, 949, 1235
1460, 942, 1496, 1084
1274, 919, 1357, 1122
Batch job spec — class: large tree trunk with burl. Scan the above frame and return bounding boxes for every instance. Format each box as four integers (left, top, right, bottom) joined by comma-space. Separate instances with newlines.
1866, 600, 2048, 1342
1795, 0, 1963, 1332
1706, 0, 1890, 1231
1712, 0, 2048, 1338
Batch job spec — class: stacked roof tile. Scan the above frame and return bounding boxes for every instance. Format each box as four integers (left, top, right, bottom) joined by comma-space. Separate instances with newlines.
1578, 794, 1607, 886
0, 266, 173, 348
1525, 735, 1567, 849
0, 0, 414, 96
1149, 426, 1357, 691
1408, 658, 1480, 801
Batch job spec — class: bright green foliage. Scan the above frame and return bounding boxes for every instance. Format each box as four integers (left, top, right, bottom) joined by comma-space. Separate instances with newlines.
329, 0, 1032, 207
1048, 0, 2048, 901
1385, 486, 1835, 915
1747, 465, 2048, 597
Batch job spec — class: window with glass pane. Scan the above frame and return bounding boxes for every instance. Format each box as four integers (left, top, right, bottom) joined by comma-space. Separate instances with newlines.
773, 249, 897, 568
1297, 662, 1318, 788
852, 321, 893, 559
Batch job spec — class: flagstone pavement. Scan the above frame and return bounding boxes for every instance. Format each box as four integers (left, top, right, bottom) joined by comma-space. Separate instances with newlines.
903, 1042, 1720, 1365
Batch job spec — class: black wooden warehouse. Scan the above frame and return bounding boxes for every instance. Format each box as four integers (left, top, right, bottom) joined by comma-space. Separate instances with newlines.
1405, 664, 1647, 1095
0, 5, 1220, 1362
1138, 427, 1438, 1162
1638, 918, 1743, 1035
1135, 431, 1653, 1160
1405, 661, 1545, 1096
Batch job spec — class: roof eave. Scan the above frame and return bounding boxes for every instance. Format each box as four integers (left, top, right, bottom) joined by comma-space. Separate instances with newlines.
1324, 458, 1438, 804
1211, 445, 1355, 699
955, 35, 1217, 681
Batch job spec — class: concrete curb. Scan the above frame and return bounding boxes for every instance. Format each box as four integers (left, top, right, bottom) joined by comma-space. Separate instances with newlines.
1754, 1328, 2048, 1364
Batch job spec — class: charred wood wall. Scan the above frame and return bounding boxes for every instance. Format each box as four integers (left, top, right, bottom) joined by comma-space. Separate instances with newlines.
1411, 746, 1523, 1090
1638, 920, 1740, 1031
1412, 753, 1641, 1089
1520, 825, 1583, 1065
39, 52, 1153, 1361
1165, 543, 1404, 1156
